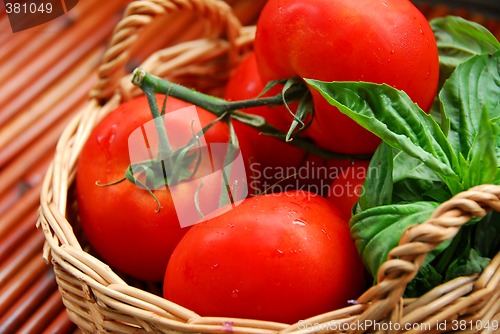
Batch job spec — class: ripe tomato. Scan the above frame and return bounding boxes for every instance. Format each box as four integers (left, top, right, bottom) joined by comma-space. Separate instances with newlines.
76, 94, 250, 281
225, 52, 333, 196
254, 0, 439, 154
163, 191, 365, 324
327, 160, 370, 220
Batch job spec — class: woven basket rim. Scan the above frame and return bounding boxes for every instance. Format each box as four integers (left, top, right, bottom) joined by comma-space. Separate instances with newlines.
38, 0, 500, 332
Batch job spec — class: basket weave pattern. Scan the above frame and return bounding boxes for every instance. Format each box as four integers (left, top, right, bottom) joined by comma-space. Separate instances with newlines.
38, 0, 500, 333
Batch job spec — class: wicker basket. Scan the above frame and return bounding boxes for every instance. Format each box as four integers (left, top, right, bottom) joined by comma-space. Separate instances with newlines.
38, 0, 500, 333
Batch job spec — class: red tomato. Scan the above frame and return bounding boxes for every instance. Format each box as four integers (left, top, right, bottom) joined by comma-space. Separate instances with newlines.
76, 94, 250, 281
254, 0, 439, 154
327, 160, 370, 220
164, 191, 365, 324
225, 52, 333, 195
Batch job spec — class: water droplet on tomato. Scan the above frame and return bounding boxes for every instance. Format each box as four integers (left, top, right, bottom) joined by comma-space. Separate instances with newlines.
277, 249, 284, 255
96, 124, 118, 159
231, 289, 239, 298
321, 228, 331, 240
390, 49, 395, 54
211, 263, 219, 269
292, 219, 307, 226
97, 124, 117, 145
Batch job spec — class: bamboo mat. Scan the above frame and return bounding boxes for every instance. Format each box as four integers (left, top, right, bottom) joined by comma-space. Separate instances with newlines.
0, 1, 499, 333
0, 0, 265, 332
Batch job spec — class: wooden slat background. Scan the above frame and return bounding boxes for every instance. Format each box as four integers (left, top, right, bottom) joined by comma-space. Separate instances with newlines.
0, 1, 499, 333
0, 1, 267, 332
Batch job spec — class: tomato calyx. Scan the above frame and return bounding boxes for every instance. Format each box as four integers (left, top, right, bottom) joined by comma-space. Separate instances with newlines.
276, 76, 314, 141
94, 163, 163, 213
94, 92, 223, 213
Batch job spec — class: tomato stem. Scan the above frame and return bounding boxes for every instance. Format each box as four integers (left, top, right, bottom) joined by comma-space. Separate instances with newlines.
141, 84, 173, 160
131, 68, 371, 161
132, 68, 307, 115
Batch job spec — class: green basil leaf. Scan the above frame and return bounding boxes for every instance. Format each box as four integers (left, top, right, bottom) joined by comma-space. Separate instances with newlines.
444, 247, 490, 282
405, 263, 445, 298
474, 211, 500, 258
305, 79, 462, 194
393, 178, 450, 204
430, 16, 500, 83
462, 110, 498, 188
495, 168, 500, 185
496, 121, 500, 164
439, 50, 500, 165
430, 98, 451, 136
350, 201, 439, 277
391, 151, 450, 203
356, 146, 450, 212
392, 151, 443, 183
355, 142, 394, 213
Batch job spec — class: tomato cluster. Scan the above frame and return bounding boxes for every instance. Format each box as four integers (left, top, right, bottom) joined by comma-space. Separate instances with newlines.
75, 0, 439, 325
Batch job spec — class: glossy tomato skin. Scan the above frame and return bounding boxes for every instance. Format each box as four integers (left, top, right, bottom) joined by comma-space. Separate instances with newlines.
164, 191, 365, 324
254, 0, 439, 154
327, 160, 370, 220
76, 95, 234, 282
